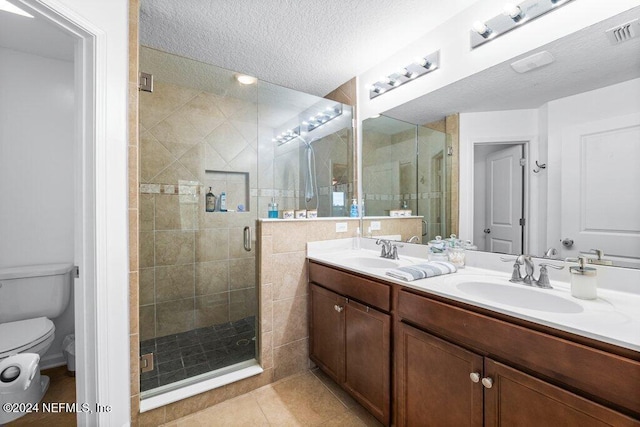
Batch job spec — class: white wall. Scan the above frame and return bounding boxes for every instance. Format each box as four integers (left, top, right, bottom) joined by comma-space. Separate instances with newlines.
0, 47, 75, 267
0, 46, 76, 366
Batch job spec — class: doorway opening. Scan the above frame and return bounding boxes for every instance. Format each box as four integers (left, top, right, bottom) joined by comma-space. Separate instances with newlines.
473, 142, 526, 254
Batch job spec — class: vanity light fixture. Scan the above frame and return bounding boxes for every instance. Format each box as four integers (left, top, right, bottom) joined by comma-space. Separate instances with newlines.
369, 50, 440, 99
274, 103, 343, 145
471, 0, 575, 49
272, 126, 301, 145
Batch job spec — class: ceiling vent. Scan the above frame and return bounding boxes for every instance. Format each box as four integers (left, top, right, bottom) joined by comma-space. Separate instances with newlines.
605, 19, 638, 44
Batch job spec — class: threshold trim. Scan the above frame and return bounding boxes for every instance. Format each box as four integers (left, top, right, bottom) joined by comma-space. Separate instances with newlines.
140, 359, 263, 412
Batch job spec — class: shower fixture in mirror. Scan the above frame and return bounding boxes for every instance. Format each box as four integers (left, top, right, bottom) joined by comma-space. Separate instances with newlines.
361, 115, 452, 244
258, 82, 354, 218
382, 6, 640, 268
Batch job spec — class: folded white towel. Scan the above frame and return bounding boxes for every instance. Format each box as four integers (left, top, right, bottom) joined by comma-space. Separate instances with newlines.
385, 261, 457, 281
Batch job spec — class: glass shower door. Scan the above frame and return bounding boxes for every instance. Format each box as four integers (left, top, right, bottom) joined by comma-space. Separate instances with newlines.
138, 46, 259, 396
417, 125, 448, 242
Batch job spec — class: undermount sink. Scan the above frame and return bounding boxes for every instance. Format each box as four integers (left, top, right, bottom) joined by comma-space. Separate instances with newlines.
345, 256, 401, 269
455, 281, 584, 314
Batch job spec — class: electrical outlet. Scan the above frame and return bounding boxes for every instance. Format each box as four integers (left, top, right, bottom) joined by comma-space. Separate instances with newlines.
370, 221, 381, 231
335, 222, 348, 233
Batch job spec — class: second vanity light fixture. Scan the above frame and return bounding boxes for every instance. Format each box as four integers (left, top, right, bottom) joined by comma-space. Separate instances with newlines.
369, 50, 440, 99
273, 104, 343, 145
471, 0, 575, 48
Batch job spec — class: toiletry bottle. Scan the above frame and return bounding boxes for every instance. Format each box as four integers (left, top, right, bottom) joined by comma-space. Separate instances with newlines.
205, 187, 216, 212
268, 198, 279, 219
220, 192, 227, 212
350, 199, 358, 218
353, 227, 361, 250
569, 256, 597, 300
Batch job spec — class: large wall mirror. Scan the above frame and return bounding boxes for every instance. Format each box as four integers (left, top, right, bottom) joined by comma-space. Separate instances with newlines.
378, 7, 640, 268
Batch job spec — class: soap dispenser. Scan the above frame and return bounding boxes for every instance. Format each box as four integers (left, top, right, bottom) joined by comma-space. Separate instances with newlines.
569, 256, 597, 300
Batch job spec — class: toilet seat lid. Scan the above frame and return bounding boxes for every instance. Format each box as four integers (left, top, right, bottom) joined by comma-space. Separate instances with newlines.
0, 317, 55, 356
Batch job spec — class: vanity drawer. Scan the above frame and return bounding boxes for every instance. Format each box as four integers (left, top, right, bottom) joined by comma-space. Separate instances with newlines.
309, 261, 391, 312
398, 289, 640, 417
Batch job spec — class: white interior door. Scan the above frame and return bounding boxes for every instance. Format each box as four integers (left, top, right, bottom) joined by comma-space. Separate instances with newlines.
485, 145, 523, 254
561, 113, 640, 266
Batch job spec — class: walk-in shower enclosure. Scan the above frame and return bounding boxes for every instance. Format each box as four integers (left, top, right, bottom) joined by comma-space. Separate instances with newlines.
137, 47, 352, 397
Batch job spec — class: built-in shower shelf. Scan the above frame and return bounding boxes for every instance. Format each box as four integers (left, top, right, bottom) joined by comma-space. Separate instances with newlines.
204, 170, 250, 212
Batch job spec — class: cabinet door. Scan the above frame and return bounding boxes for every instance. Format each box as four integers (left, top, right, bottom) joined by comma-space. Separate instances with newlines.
343, 299, 391, 426
484, 359, 640, 426
309, 283, 344, 382
396, 322, 483, 427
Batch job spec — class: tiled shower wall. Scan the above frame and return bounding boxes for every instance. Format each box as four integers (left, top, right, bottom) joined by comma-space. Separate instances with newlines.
137, 56, 258, 341
138, 186, 256, 340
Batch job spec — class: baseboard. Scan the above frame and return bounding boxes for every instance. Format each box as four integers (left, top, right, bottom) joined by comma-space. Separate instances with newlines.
40, 352, 67, 370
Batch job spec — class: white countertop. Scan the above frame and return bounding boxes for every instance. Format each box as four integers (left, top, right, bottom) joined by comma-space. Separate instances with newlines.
307, 239, 640, 353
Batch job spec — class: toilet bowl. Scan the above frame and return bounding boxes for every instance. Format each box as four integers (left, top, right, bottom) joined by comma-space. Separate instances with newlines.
0, 353, 49, 424
0, 263, 72, 421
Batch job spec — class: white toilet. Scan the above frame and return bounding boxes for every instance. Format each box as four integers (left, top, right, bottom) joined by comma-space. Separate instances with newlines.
0, 263, 73, 424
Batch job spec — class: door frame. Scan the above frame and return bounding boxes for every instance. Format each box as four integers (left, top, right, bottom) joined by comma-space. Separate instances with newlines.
460, 136, 535, 256
17, 0, 130, 425
478, 143, 525, 254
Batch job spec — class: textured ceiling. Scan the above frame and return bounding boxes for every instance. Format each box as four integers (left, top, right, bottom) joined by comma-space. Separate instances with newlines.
139, 0, 479, 97
384, 7, 640, 124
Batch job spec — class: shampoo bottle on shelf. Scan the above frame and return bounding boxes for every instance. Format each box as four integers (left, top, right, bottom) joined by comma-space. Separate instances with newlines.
219, 192, 227, 212
205, 187, 216, 212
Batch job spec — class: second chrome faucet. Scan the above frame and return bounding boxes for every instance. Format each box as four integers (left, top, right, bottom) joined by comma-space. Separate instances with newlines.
501, 255, 564, 289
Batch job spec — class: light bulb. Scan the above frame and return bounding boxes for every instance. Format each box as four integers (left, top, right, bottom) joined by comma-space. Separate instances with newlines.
414, 57, 428, 67
503, 3, 524, 21
472, 21, 492, 38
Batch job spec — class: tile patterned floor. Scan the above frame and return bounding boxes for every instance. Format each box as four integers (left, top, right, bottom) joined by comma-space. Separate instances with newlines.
160, 369, 384, 427
140, 316, 256, 392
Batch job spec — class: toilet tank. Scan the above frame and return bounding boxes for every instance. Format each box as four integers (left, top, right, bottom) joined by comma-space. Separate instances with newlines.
0, 264, 73, 323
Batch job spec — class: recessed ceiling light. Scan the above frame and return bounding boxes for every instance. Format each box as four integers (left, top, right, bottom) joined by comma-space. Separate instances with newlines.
0, 0, 34, 18
235, 74, 257, 85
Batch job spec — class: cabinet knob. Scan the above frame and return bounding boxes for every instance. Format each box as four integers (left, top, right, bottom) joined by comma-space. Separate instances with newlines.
334, 305, 344, 313
481, 377, 493, 389
469, 372, 480, 383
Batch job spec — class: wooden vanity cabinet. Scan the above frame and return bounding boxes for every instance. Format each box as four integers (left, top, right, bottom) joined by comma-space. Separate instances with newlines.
309, 262, 391, 426
397, 289, 640, 426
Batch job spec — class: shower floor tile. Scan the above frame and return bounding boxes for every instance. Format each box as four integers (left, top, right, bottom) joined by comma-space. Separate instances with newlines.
140, 316, 256, 392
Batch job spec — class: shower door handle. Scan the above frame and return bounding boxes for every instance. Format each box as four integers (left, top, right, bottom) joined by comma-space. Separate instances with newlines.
243, 226, 252, 252
422, 220, 427, 237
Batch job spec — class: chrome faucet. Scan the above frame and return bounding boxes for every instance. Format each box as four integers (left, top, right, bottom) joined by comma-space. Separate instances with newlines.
376, 239, 391, 258
376, 239, 402, 260
406, 235, 420, 244
501, 255, 564, 288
